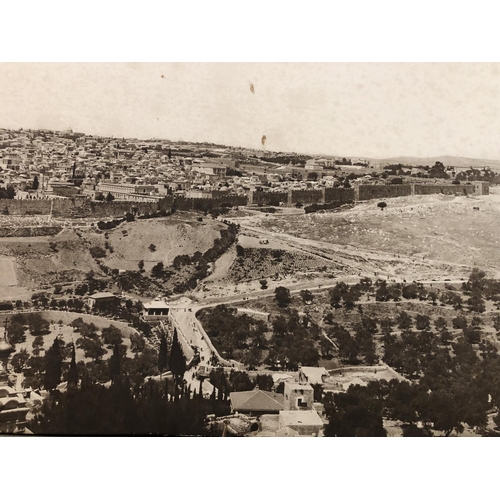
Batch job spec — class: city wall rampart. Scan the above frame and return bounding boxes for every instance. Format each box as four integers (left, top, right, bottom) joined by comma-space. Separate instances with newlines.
413, 184, 475, 196
324, 187, 356, 204
250, 191, 288, 206
0, 198, 158, 218
0, 181, 489, 221
289, 188, 323, 205
357, 184, 412, 201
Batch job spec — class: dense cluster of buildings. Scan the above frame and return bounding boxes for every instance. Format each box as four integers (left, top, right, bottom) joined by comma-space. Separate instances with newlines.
3, 127, 491, 208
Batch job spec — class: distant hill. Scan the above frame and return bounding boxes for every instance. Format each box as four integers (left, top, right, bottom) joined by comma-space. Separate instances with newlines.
377, 155, 500, 169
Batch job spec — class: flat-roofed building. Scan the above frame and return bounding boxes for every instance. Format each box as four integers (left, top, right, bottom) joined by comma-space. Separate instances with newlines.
278, 410, 324, 436
143, 298, 170, 322
283, 380, 314, 411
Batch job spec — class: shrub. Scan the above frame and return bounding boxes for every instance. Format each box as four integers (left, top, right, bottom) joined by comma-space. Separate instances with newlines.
90, 246, 106, 259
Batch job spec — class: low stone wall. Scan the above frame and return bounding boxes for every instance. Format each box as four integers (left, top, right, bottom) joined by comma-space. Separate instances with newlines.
0, 310, 139, 337
0, 226, 63, 237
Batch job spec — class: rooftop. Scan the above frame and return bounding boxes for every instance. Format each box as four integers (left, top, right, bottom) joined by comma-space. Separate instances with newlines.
279, 410, 323, 427
88, 292, 118, 300
143, 299, 169, 309
299, 366, 329, 385
229, 389, 284, 413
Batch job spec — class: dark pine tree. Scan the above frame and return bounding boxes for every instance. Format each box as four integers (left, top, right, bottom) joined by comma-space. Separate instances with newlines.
158, 334, 168, 374
32, 175, 39, 190
169, 329, 186, 400
67, 344, 79, 388
44, 338, 63, 393
109, 343, 122, 384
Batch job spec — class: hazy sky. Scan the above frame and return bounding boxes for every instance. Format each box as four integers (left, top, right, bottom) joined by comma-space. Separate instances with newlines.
1, 62, 500, 159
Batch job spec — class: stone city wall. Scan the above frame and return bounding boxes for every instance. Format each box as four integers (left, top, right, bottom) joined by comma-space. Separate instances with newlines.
289, 188, 324, 205
0, 198, 158, 218
357, 183, 412, 201
323, 187, 356, 204
250, 191, 289, 206
0, 181, 489, 220
413, 184, 475, 196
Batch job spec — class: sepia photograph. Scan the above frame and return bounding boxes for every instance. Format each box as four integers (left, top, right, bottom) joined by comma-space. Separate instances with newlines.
1, 61, 500, 439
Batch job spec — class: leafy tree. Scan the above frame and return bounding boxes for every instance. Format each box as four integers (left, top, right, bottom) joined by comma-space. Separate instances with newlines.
173, 254, 191, 268
452, 316, 468, 330
130, 332, 146, 353
415, 314, 431, 331
241, 346, 261, 369
32, 335, 44, 356
259, 279, 268, 290
254, 374, 274, 391
44, 338, 63, 392
275, 286, 292, 308
467, 293, 486, 313
229, 370, 253, 392
402, 283, 419, 300
300, 289, 314, 304
434, 317, 447, 331
7, 321, 26, 344
76, 336, 106, 362
329, 282, 348, 308
439, 329, 453, 345
375, 281, 390, 302
380, 318, 394, 334
333, 327, 359, 364
377, 201, 387, 210
427, 290, 438, 305
28, 314, 51, 336
149, 243, 156, 252
151, 262, 164, 278
323, 385, 387, 437
397, 311, 413, 331
320, 336, 333, 358
101, 325, 123, 348
74, 283, 89, 296
89, 246, 106, 259
463, 326, 481, 344
10, 349, 30, 373
138, 260, 145, 272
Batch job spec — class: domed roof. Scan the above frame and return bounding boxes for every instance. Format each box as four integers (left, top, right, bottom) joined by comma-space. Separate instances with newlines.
0, 331, 14, 356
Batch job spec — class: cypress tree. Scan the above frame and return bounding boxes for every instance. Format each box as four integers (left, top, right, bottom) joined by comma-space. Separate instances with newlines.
109, 343, 122, 384
169, 329, 186, 386
44, 338, 63, 393
67, 344, 78, 388
158, 334, 168, 374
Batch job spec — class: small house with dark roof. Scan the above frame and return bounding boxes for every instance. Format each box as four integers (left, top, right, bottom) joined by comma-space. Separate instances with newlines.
87, 292, 120, 310
229, 387, 284, 416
